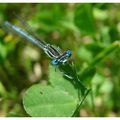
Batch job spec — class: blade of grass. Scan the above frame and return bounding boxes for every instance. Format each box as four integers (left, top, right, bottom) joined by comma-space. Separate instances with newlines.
79, 41, 120, 83
91, 41, 120, 66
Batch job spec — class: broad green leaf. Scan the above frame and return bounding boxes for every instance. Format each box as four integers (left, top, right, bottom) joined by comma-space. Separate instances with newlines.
23, 84, 77, 117
49, 65, 79, 101
57, 63, 89, 97
74, 4, 96, 35
50, 63, 90, 117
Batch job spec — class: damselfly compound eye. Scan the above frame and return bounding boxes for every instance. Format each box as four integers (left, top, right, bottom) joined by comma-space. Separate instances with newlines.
66, 50, 72, 57
51, 59, 59, 65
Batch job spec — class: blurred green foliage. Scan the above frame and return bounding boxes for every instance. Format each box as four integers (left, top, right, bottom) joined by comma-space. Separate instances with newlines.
0, 3, 120, 117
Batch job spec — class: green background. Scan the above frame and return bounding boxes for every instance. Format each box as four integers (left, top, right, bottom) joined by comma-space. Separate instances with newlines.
0, 3, 120, 117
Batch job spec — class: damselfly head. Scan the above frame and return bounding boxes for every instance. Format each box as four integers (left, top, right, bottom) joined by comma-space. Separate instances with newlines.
51, 50, 72, 65
51, 59, 59, 65
66, 50, 72, 58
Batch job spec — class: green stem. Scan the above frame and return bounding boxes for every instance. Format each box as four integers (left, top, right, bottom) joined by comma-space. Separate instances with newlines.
72, 89, 91, 117
91, 41, 120, 66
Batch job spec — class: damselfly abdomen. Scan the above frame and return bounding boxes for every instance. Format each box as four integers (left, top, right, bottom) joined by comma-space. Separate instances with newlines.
2, 21, 72, 65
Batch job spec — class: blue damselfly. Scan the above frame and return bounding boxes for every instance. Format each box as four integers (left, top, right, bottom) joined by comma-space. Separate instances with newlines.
3, 21, 72, 65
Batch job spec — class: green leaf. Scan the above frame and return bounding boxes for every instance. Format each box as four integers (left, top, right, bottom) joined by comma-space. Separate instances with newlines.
49, 65, 79, 100
23, 84, 77, 117
74, 4, 96, 35
57, 62, 89, 97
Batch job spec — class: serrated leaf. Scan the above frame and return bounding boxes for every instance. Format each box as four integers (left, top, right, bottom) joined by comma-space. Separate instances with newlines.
23, 84, 77, 117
